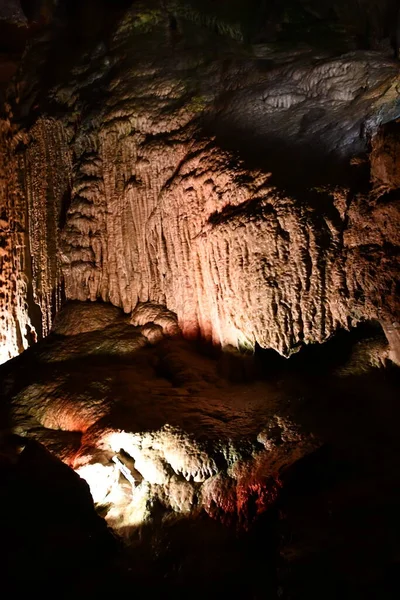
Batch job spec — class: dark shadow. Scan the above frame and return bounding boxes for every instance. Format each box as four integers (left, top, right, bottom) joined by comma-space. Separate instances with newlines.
58, 186, 72, 230
118, 509, 278, 597
254, 319, 387, 378
12, 0, 133, 126
0, 434, 124, 597
203, 111, 372, 189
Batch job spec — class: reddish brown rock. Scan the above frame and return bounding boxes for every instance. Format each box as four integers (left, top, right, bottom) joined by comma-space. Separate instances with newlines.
370, 122, 400, 191
1, 3, 400, 363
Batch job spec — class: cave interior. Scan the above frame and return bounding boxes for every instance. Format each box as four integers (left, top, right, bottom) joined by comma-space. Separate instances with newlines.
0, 1, 400, 598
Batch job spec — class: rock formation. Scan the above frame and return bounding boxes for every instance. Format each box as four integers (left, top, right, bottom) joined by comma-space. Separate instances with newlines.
0, 1, 399, 596
0, 2, 399, 362
0, 119, 32, 362
1, 299, 399, 595
1, 301, 317, 531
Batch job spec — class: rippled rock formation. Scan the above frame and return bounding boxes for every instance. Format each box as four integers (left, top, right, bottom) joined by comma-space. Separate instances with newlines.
0, 2, 399, 362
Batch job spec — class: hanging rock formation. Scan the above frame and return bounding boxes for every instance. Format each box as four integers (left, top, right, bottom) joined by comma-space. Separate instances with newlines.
0, 118, 32, 362
0, 116, 71, 362
1, 1, 400, 360
24, 118, 71, 335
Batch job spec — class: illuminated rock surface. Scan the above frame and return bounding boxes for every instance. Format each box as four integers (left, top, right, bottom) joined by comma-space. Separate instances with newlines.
1, 301, 399, 595
0, 1, 399, 597
3, 303, 317, 528
1, 2, 400, 361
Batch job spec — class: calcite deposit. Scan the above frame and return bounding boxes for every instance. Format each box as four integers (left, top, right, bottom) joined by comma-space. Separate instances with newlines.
0, 2, 399, 362
1, 299, 399, 595
0, 2, 399, 596
0, 119, 32, 363
1, 301, 318, 533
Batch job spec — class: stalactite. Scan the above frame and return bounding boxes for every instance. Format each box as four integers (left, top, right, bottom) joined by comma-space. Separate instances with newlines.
0, 119, 33, 363
24, 118, 72, 336
58, 121, 399, 356
1, 4, 400, 360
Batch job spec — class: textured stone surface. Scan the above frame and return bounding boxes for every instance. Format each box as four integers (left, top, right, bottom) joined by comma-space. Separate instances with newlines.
1, 302, 317, 533
53, 34, 400, 356
0, 0, 26, 23
0, 119, 33, 363
1, 300, 399, 596
0, 3, 399, 595
24, 118, 72, 335
370, 121, 400, 191
52, 299, 126, 336
0, 115, 71, 362
1, 2, 400, 363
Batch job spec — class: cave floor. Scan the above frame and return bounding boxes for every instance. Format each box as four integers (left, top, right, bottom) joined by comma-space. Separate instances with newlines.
0, 305, 399, 598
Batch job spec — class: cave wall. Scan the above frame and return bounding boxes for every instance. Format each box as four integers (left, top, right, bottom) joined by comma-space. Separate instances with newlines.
0, 117, 31, 362
0, 1, 400, 361
0, 115, 70, 362
24, 118, 71, 336
58, 122, 399, 355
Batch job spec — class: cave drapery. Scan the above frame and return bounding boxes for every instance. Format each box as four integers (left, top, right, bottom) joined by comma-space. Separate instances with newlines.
1, 0, 400, 362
